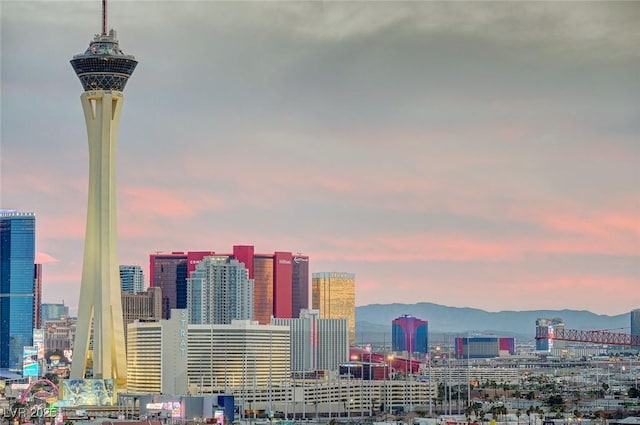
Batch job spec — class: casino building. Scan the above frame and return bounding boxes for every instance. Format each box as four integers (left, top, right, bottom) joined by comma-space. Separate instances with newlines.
126, 310, 290, 394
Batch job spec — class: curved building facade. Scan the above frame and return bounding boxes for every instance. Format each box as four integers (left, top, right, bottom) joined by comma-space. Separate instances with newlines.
391, 314, 428, 354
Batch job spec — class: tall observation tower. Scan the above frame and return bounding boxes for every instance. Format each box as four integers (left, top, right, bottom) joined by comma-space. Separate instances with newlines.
70, 0, 137, 386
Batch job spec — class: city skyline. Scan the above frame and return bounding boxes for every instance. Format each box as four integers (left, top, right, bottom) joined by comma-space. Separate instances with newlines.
1, 1, 638, 317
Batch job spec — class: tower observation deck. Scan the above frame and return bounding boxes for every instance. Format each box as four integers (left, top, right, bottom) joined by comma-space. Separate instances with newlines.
71, 29, 137, 92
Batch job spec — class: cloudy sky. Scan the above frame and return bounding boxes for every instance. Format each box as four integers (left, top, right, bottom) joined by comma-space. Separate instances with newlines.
1, 1, 639, 317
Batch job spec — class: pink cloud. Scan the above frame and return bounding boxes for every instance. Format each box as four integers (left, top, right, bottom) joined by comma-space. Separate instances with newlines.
120, 186, 198, 217
37, 216, 85, 239
312, 222, 638, 263
36, 251, 59, 264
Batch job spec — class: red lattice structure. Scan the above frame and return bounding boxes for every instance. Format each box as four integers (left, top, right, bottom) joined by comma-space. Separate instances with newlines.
536, 327, 640, 347
19, 378, 59, 403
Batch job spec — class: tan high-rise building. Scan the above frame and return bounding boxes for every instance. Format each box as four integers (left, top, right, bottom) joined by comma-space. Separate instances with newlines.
121, 287, 163, 344
312, 272, 355, 345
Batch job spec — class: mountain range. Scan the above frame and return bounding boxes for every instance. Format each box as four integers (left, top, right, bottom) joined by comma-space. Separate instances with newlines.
355, 302, 631, 345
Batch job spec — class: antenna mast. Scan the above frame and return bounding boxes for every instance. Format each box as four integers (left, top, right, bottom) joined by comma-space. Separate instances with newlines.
102, 0, 107, 36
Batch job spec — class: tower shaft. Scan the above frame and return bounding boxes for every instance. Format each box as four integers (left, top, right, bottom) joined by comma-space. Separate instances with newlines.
71, 91, 127, 385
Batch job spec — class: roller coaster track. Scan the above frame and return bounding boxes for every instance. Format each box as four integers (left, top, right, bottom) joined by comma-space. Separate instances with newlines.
535, 327, 640, 347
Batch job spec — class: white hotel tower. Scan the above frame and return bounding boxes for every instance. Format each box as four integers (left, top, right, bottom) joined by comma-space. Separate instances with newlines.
70, 1, 138, 386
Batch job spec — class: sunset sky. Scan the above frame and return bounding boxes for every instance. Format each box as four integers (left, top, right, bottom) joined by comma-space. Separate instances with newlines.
1, 1, 638, 317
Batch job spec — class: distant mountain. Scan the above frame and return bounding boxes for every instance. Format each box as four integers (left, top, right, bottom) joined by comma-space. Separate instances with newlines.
355, 302, 630, 345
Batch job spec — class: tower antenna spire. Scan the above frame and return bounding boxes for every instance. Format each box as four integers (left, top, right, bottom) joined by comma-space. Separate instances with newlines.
102, 0, 107, 36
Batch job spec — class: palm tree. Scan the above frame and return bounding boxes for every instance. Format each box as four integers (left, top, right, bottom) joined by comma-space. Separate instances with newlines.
534, 406, 545, 425
465, 405, 474, 424
490, 381, 498, 400
479, 410, 487, 425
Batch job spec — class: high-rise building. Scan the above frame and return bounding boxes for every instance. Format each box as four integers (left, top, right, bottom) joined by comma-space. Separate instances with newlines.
127, 310, 290, 394
41, 303, 70, 322
0, 210, 36, 371
149, 251, 215, 319
151, 246, 309, 324
392, 315, 428, 355
119, 265, 145, 294
187, 320, 290, 390
291, 255, 309, 318
232, 246, 301, 324
43, 315, 76, 353
126, 309, 188, 395
186, 256, 254, 324
34, 263, 42, 329
121, 286, 163, 344
273, 252, 293, 319
312, 272, 356, 345
150, 252, 187, 319
272, 309, 348, 372
535, 317, 558, 352
631, 309, 640, 339
253, 254, 274, 324
70, 2, 137, 384
550, 317, 565, 349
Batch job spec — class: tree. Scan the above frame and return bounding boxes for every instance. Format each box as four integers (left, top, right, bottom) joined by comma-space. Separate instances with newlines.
545, 394, 565, 413
465, 405, 474, 424
43, 372, 59, 386
573, 410, 583, 421
490, 381, 498, 400
479, 410, 487, 425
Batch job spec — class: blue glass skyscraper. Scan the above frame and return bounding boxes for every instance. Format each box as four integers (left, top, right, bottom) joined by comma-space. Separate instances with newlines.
0, 210, 36, 371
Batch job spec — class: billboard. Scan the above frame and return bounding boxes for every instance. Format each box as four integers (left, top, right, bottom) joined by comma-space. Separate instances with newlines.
145, 401, 182, 418
23, 346, 39, 377
213, 409, 225, 425
33, 329, 45, 359
62, 379, 114, 406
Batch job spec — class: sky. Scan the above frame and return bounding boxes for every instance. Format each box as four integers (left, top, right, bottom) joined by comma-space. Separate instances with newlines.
1, 1, 639, 318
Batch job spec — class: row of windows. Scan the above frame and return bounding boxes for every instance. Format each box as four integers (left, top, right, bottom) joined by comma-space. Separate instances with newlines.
76, 75, 131, 92
71, 57, 137, 75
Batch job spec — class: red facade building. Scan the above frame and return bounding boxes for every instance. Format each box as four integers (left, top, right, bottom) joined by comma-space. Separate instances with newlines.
149, 245, 308, 323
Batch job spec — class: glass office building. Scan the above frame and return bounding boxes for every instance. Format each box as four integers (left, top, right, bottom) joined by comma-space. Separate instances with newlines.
0, 210, 36, 370
312, 272, 356, 345
149, 252, 188, 319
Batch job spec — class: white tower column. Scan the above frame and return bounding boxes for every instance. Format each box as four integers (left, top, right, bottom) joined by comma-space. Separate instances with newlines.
71, 90, 127, 385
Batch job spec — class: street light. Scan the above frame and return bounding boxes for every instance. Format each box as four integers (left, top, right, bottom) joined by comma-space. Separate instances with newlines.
386, 354, 394, 416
